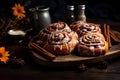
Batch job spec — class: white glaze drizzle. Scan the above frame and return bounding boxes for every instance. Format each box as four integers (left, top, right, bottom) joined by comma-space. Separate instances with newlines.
53, 45, 62, 51
97, 45, 103, 55
65, 43, 69, 51
89, 46, 95, 55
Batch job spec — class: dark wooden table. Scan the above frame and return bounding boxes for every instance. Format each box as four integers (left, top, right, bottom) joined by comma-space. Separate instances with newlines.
0, 19, 120, 80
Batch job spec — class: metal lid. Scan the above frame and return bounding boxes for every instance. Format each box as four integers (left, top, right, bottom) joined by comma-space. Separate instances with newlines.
29, 6, 49, 12
78, 5, 85, 9
67, 5, 74, 11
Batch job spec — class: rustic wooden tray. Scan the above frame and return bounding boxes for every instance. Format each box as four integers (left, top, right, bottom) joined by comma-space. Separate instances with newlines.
28, 30, 120, 67
29, 44, 120, 67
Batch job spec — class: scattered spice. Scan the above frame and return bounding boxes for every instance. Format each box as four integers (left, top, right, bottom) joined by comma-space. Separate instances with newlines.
96, 61, 108, 69
9, 56, 25, 68
78, 64, 88, 71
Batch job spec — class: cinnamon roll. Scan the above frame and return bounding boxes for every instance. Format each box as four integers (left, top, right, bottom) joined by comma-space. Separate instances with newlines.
77, 33, 108, 56
70, 21, 101, 37
43, 31, 78, 55
35, 22, 78, 47
38, 22, 70, 39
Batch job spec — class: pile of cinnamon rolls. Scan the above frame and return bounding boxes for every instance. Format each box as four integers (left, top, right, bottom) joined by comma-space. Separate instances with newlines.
33, 21, 109, 57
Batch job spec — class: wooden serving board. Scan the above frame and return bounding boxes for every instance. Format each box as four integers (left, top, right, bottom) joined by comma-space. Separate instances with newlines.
29, 30, 120, 67
30, 43, 120, 67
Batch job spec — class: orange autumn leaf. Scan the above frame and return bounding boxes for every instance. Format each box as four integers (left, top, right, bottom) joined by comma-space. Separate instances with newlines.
0, 47, 10, 64
12, 3, 26, 20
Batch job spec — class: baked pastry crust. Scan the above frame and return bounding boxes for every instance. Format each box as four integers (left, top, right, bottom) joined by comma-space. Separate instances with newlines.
70, 21, 101, 37
35, 22, 78, 47
43, 31, 78, 55
77, 33, 108, 56
38, 22, 70, 40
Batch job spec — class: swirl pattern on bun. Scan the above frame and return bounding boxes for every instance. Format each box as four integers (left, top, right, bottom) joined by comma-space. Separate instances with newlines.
38, 22, 70, 40
70, 21, 101, 37
36, 22, 78, 47
43, 31, 78, 55
77, 33, 108, 56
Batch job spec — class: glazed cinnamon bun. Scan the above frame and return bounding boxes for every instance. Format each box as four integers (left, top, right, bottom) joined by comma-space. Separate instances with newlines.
77, 33, 108, 56
35, 22, 78, 47
43, 31, 78, 55
70, 21, 101, 37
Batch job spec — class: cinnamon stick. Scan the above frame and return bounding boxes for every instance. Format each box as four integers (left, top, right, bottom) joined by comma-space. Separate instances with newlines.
29, 42, 56, 60
106, 25, 112, 47
103, 24, 112, 47
103, 24, 106, 36
103, 24, 107, 41
110, 30, 120, 43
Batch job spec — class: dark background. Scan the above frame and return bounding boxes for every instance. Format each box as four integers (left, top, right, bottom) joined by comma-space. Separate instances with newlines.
0, 0, 120, 21
0, 1, 120, 80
